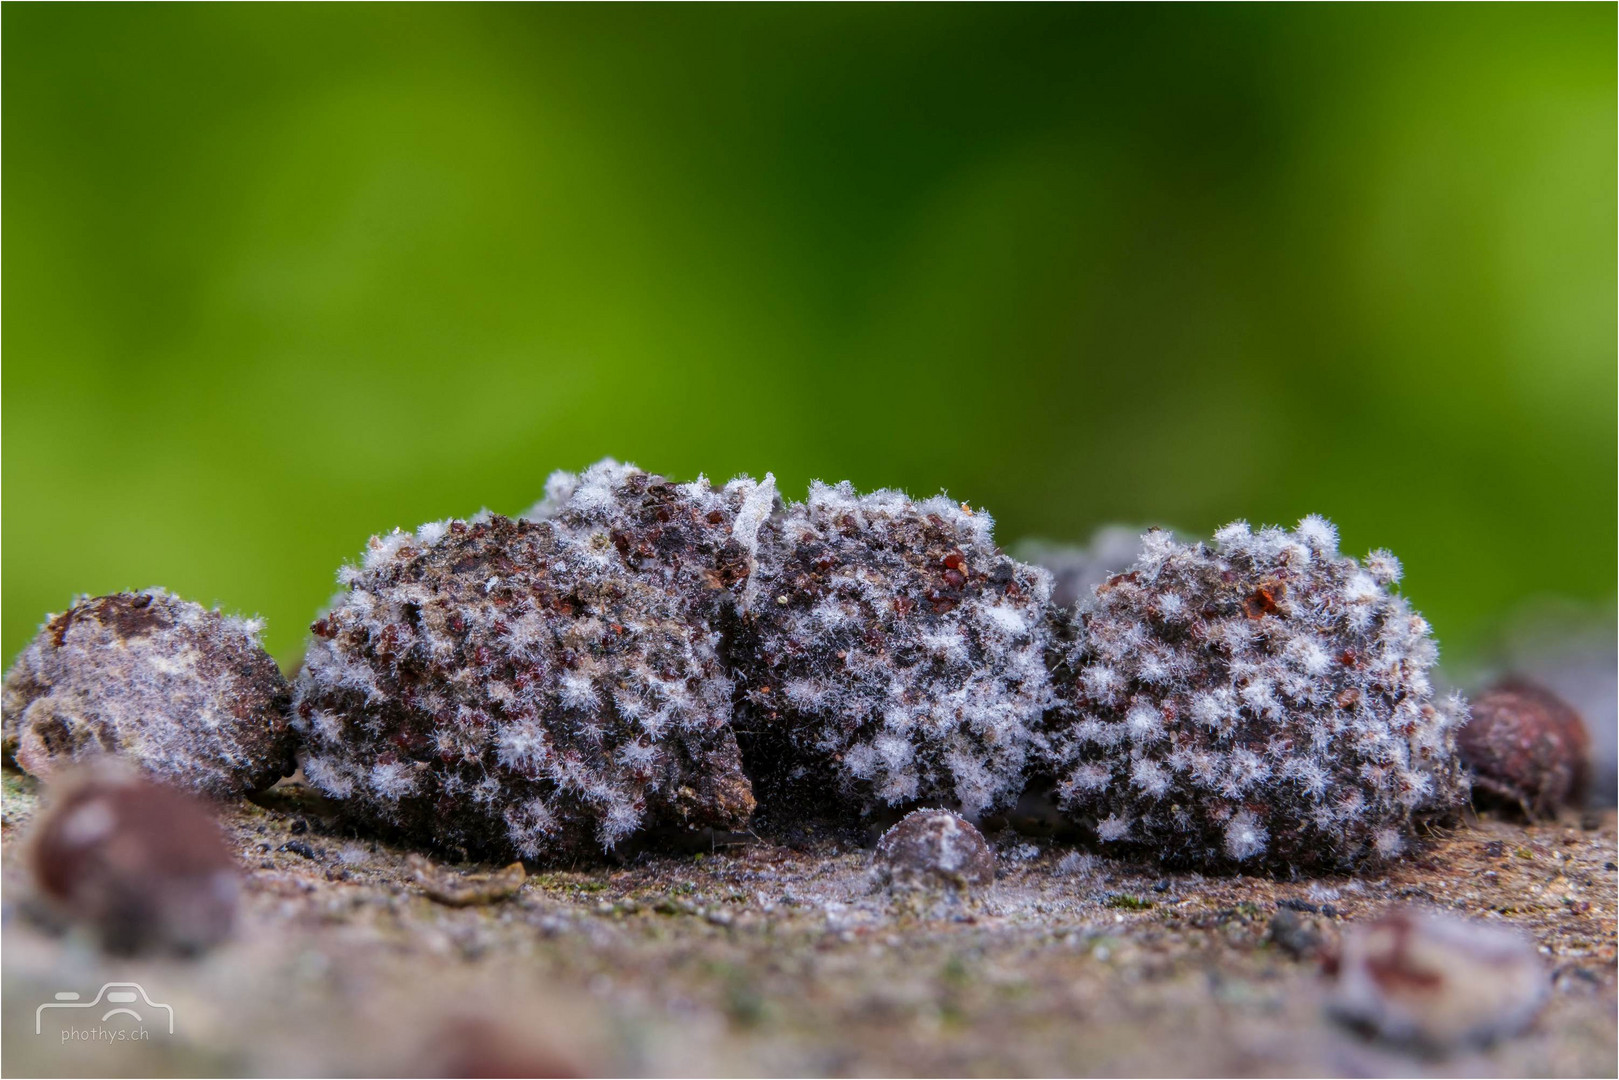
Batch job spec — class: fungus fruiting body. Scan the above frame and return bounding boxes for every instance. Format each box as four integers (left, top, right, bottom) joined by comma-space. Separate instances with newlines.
28, 763, 240, 954
27, 454, 1468, 875
735, 482, 1055, 823
1458, 681, 1590, 820
872, 808, 996, 893
1043, 518, 1469, 873
1, 589, 293, 798
292, 462, 768, 860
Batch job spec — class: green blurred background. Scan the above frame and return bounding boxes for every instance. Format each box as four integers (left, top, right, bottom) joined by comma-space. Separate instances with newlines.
4, 5, 1614, 670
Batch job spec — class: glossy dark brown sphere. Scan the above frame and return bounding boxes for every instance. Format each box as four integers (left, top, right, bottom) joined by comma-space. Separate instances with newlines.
29, 765, 240, 955
1459, 682, 1590, 820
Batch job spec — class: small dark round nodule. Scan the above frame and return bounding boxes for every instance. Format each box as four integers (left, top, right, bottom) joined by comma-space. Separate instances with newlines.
873, 808, 995, 894
1458, 681, 1590, 821
28, 763, 239, 956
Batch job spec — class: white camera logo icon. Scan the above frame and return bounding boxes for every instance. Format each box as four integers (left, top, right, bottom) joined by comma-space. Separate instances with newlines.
35, 982, 174, 1035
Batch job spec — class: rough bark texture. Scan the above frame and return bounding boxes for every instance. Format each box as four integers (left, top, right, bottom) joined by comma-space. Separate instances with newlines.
2, 768, 1612, 1078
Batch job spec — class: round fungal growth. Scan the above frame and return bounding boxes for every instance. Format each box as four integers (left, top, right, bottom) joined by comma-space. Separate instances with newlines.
28, 763, 241, 955
736, 481, 1055, 822
873, 808, 995, 893
1458, 682, 1590, 820
292, 461, 773, 861
1325, 909, 1548, 1051
1, 589, 293, 798
1043, 518, 1469, 873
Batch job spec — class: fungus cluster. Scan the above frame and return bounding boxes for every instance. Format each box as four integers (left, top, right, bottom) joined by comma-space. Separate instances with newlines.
1014, 526, 1158, 611
3, 459, 1479, 874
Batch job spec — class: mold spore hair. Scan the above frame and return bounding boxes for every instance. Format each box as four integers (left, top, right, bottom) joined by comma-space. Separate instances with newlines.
292, 460, 770, 860
1044, 517, 1469, 873
1, 589, 294, 798
736, 481, 1055, 821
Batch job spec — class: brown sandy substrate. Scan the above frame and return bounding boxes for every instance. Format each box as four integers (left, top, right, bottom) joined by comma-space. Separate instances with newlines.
2, 769, 1614, 1077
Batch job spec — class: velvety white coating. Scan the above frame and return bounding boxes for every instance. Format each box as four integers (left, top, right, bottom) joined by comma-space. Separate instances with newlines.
292, 461, 764, 859
2, 589, 292, 798
1044, 518, 1469, 872
738, 481, 1055, 820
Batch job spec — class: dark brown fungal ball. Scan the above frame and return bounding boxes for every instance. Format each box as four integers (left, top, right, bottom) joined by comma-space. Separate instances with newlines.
873, 808, 995, 893
1458, 682, 1590, 820
28, 764, 240, 955
293, 461, 773, 861
1324, 909, 1548, 1052
1044, 519, 1469, 874
737, 482, 1055, 824
2, 589, 294, 798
